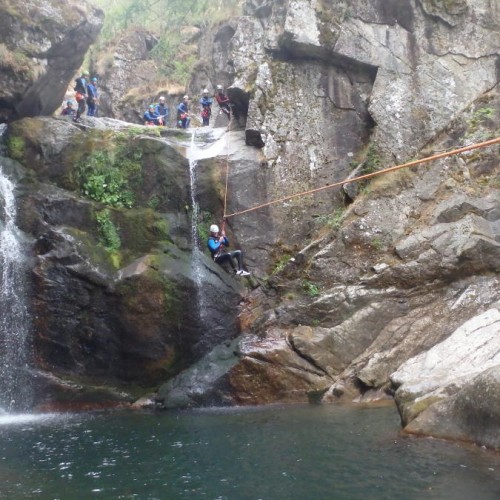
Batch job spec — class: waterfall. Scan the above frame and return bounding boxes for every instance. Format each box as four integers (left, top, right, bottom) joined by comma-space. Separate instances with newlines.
0, 163, 33, 412
187, 131, 208, 321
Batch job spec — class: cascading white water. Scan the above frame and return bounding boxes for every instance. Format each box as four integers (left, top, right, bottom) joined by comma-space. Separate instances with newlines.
187, 131, 208, 318
0, 163, 33, 412
189, 131, 201, 252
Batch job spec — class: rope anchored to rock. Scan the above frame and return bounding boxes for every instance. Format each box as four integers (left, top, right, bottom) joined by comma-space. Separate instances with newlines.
223, 136, 500, 219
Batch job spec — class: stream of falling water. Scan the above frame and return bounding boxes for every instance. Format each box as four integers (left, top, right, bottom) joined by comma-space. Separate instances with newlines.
0, 162, 33, 412
187, 131, 208, 323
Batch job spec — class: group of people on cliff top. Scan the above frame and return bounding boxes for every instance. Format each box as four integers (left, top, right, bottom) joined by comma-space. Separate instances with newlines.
61, 70, 100, 122
143, 88, 248, 276
143, 85, 231, 128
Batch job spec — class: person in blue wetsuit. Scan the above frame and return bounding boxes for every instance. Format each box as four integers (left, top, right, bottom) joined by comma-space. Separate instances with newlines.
207, 224, 250, 276
177, 95, 191, 129
86, 77, 99, 117
155, 96, 169, 126
144, 104, 162, 125
199, 89, 212, 126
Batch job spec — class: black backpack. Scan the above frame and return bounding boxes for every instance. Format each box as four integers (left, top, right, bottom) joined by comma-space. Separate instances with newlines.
74, 77, 86, 94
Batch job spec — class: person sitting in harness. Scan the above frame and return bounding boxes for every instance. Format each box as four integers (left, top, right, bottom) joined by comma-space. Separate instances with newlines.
61, 100, 75, 116
144, 104, 162, 126
215, 85, 231, 119
207, 224, 250, 276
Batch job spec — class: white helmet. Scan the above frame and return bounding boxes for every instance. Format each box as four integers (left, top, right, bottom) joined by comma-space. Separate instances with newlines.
203, 88, 209, 94
216, 84, 223, 90
183, 95, 189, 100
159, 96, 165, 101
210, 224, 219, 233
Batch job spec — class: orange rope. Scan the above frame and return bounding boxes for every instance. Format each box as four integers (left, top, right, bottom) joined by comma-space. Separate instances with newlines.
224, 136, 500, 219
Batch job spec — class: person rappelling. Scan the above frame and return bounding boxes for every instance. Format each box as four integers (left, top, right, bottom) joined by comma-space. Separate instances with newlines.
207, 223, 250, 276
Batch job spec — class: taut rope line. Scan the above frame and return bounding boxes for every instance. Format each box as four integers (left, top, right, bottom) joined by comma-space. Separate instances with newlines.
224, 137, 500, 219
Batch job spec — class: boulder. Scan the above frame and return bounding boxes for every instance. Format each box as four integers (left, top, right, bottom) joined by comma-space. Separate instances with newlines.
404, 366, 500, 450
391, 308, 500, 428
0, 0, 103, 121
157, 327, 332, 408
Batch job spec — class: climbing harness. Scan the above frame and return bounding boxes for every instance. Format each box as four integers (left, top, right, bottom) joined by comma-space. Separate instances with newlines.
222, 136, 500, 219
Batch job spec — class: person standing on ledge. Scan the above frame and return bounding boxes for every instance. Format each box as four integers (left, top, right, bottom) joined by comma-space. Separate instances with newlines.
177, 95, 191, 129
86, 77, 99, 117
199, 89, 212, 126
73, 70, 89, 122
215, 84, 231, 119
155, 96, 169, 126
207, 224, 250, 276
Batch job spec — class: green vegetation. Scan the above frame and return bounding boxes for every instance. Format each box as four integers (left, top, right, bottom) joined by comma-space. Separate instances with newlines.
0, 44, 32, 78
363, 144, 383, 173
371, 237, 385, 251
147, 196, 160, 210
272, 254, 292, 274
315, 208, 345, 231
152, 218, 169, 239
124, 125, 161, 137
6, 136, 25, 161
469, 107, 495, 132
76, 139, 142, 208
195, 210, 214, 246
161, 276, 182, 321
89, 0, 243, 85
96, 209, 121, 252
302, 280, 320, 297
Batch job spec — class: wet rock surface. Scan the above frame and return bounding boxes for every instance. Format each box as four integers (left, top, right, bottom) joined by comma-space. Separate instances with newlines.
4, 118, 244, 407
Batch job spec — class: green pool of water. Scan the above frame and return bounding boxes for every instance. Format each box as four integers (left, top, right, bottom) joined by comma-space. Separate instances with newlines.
0, 404, 498, 499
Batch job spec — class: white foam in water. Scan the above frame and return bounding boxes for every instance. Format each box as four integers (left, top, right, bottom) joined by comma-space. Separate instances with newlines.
0, 413, 60, 426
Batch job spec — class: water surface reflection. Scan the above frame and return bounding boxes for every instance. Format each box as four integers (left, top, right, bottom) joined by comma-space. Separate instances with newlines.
0, 404, 498, 499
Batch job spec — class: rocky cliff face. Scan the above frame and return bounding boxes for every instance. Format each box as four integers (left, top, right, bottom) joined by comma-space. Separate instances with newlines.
156, 0, 500, 448
1, 0, 498, 448
2, 118, 243, 409
0, 0, 103, 122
